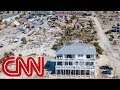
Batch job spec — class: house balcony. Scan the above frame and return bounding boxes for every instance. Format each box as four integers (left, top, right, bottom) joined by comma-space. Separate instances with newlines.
55, 65, 96, 70
56, 58, 95, 61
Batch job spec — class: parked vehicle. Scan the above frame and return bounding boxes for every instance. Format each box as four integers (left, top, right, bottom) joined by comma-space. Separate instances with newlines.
99, 65, 113, 70
102, 70, 111, 75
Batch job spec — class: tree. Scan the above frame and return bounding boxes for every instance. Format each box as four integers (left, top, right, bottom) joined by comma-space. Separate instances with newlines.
52, 44, 58, 50
88, 20, 94, 29
9, 52, 14, 56
110, 35, 114, 39
113, 40, 117, 45
0, 16, 2, 30
15, 17, 19, 20
19, 54, 22, 57
0, 57, 5, 64
21, 37, 27, 44
71, 15, 76, 20
93, 31, 97, 34
93, 42, 103, 55
93, 42, 99, 47
42, 53, 46, 56
4, 52, 9, 57
109, 38, 113, 41
118, 35, 120, 39
86, 39, 91, 43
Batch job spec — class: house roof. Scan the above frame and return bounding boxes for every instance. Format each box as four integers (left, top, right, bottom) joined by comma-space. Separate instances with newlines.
56, 42, 96, 55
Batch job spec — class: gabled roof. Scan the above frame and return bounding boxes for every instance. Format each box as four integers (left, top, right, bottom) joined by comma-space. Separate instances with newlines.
56, 42, 96, 55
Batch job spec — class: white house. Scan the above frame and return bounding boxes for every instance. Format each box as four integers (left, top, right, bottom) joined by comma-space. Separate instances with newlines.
55, 42, 97, 78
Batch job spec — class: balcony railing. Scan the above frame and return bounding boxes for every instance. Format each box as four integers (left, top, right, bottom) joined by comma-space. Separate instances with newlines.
56, 58, 95, 61
56, 65, 95, 69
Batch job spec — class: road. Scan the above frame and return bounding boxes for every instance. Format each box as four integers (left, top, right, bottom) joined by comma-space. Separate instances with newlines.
92, 16, 120, 60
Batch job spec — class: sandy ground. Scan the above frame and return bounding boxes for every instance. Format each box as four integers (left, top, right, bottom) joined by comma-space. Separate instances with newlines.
1, 13, 120, 79
92, 16, 120, 79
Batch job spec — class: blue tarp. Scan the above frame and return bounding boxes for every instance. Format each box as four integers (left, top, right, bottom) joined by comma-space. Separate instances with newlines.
45, 61, 56, 74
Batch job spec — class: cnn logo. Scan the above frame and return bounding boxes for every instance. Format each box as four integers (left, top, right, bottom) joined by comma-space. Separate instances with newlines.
1, 57, 44, 77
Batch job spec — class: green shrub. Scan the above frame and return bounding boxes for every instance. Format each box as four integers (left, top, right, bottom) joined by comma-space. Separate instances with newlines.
109, 38, 113, 41
93, 31, 97, 34
71, 15, 76, 20
0, 57, 5, 64
118, 35, 120, 38
52, 44, 58, 50
19, 54, 22, 57
110, 35, 114, 39
93, 42, 103, 55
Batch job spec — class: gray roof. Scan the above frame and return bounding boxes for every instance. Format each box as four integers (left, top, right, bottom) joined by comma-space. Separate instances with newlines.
2, 13, 19, 19
56, 43, 96, 55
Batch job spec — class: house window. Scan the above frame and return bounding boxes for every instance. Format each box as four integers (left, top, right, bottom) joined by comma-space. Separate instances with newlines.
81, 70, 85, 75
57, 54, 63, 59
78, 54, 83, 57
61, 70, 64, 74
86, 70, 90, 75
57, 62, 63, 65
74, 62, 79, 65
85, 62, 94, 66
86, 62, 89, 66
86, 55, 90, 58
63, 70, 66, 75
79, 62, 84, 66
65, 62, 69, 65
76, 70, 79, 75
91, 70, 95, 75
65, 54, 75, 58
90, 55, 94, 58
69, 62, 73, 65
90, 62, 94, 66
71, 70, 74, 75
66, 70, 69, 75
57, 70, 60, 74
86, 55, 94, 59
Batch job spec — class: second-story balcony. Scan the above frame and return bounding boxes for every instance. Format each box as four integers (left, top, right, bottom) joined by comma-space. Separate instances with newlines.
55, 65, 95, 69
56, 58, 95, 61
56, 64, 95, 69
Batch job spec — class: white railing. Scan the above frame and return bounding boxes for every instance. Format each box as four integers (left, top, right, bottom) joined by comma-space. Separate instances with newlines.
56, 58, 95, 61
55, 65, 95, 69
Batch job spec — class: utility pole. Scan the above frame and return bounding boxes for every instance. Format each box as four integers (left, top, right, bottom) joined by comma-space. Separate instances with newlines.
0, 15, 2, 30
114, 67, 116, 78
